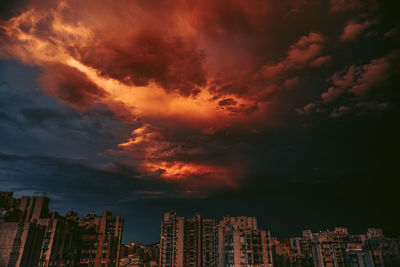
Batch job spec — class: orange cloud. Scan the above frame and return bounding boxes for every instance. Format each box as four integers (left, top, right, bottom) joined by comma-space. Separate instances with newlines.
0, 0, 310, 190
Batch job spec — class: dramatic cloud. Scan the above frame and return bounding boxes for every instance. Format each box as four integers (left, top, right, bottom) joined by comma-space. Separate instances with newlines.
310, 56, 332, 68
328, 0, 377, 13
1, 0, 327, 189
70, 30, 207, 97
260, 32, 325, 81
297, 51, 398, 117
37, 64, 108, 110
340, 20, 375, 42
0, 0, 398, 192
321, 65, 359, 103
384, 27, 399, 39
296, 103, 316, 115
325, 53, 395, 101
329, 105, 351, 118
349, 56, 393, 97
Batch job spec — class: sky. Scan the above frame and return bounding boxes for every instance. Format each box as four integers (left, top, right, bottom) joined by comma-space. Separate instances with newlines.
0, 0, 399, 244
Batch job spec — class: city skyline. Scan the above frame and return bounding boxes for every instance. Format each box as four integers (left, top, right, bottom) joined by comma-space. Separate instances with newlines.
4, 191, 397, 266
1, 191, 398, 246
157, 211, 400, 267
1, 0, 399, 246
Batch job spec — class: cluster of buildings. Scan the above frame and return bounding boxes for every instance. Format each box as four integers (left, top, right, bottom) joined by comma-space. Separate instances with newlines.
272, 227, 400, 267
0, 192, 123, 267
159, 212, 274, 267
159, 212, 400, 267
1, 191, 400, 267
119, 243, 159, 267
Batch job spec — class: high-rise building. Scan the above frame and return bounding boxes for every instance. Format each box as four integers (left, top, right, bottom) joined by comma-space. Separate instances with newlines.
68, 211, 124, 267
37, 212, 82, 267
217, 216, 273, 267
363, 228, 400, 266
159, 211, 185, 267
184, 214, 202, 267
0, 192, 124, 267
18, 195, 50, 223
159, 214, 274, 267
201, 217, 217, 267
311, 228, 349, 267
1, 193, 48, 267
159, 212, 217, 267
183, 214, 217, 267
0, 221, 45, 267
366, 228, 384, 239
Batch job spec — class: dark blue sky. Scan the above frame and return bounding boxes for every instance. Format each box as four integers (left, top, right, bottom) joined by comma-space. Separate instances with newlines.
1, 0, 399, 243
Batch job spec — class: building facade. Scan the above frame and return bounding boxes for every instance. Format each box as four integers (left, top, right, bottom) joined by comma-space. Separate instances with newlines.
271, 227, 400, 267
157, 212, 400, 267
0, 221, 45, 267
0, 192, 124, 267
159, 213, 274, 267
71, 211, 124, 267
217, 216, 273, 267
159, 212, 217, 267
159, 211, 185, 267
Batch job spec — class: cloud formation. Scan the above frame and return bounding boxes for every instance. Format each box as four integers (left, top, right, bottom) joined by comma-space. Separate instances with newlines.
1, 0, 322, 189
340, 20, 375, 42
0, 0, 397, 192
260, 32, 326, 81
297, 51, 398, 117
329, 0, 377, 13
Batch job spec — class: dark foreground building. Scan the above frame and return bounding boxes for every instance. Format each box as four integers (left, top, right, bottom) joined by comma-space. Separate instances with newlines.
0, 192, 123, 267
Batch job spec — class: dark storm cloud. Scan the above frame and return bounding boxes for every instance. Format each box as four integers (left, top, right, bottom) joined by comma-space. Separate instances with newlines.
297, 50, 399, 118
0, 61, 138, 160
37, 64, 108, 109
70, 30, 206, 97
0, 152, 182, 204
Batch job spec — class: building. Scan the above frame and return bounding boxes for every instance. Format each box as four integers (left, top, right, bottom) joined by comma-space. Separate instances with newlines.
310, 227, 349, 267
272, 227, 400, 267
67, 210, 124, 267
1, 193, 48, 267
0, 192, 124, 267
363, 228, 400, 266
216, 216, 273, 267
119, 243, 160, 267
201, 217, 217, 267
37, 212, 81, 267
271, 237, 313, 267
184, 214, 202, 267
0, 221, 45, 267
159, 212, 217, 267
159, 212, 184, 267
159, 213, 276, 267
